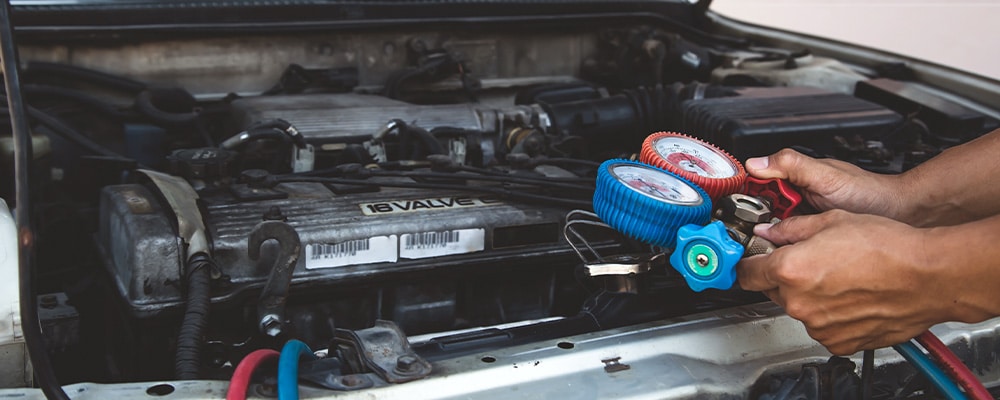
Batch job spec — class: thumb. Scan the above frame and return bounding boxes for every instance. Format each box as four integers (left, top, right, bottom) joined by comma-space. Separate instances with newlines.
745, 149, 832, 190
754, 213, 829, 246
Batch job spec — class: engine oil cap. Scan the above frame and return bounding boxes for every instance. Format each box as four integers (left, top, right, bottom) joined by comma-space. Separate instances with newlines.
639, 131, 746, 201
592, 159, 712, 248
670, 221, 745, 292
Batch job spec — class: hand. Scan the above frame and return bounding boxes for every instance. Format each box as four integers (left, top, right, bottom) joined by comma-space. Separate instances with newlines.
737, 210, 951, 355
745, 149, 906, 220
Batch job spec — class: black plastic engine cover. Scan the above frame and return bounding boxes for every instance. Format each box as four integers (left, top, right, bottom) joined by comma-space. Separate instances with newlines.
679, 87, 903, 161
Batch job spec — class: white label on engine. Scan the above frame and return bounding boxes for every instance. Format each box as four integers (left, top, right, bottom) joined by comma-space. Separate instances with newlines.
399, 229, 485, 259
305, 235, 398, 269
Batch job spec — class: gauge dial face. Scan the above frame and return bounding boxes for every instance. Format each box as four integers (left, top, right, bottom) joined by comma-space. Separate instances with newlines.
653, 136, 738, 179
609, 164, 702, 205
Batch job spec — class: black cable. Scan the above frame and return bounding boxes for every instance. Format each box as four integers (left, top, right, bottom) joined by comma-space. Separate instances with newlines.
175, 253, 214, 380
456, 165, 594, 183
862, 349, 874, 400
23, 61, 147, 94
276, 175, 592, 209
534, 158, 602, 168
0, 1, 72, 399
368, 170, 595, 192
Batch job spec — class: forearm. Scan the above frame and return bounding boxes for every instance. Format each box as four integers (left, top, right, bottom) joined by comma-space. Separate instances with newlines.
896, 129, 1000, 227
924, 213, 1000, 324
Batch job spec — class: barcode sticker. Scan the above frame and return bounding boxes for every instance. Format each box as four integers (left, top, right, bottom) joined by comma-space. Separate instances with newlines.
305, 235, 398, 269
399, 229, 485, 259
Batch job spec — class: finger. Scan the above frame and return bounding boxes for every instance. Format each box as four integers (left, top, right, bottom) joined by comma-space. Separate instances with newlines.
762, 288, 785, 307
753, 213, 833, 246
736, 254, 780, 291
745, 149, 839, 191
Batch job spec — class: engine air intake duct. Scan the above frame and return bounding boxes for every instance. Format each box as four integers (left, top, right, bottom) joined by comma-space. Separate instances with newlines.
538, 83, 737, 140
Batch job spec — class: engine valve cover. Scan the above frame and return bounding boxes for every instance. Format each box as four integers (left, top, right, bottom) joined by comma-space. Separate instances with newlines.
98, 181, 571, 317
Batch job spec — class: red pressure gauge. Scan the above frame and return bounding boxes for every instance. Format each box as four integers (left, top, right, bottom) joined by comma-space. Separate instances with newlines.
640, 132, 746, 201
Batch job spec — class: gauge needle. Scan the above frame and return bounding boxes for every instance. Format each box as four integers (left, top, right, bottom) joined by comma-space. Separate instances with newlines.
668, 153, 715, 177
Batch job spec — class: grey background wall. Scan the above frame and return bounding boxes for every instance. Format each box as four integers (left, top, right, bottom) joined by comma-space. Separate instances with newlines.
712, 0, 1000, 80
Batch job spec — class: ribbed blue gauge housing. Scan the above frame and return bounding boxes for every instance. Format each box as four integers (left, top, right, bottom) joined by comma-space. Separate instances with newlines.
670, 221, 745, 292
593, 159, 712, 248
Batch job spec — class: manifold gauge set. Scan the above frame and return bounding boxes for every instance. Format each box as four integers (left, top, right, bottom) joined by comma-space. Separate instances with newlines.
592, 131, 792, 292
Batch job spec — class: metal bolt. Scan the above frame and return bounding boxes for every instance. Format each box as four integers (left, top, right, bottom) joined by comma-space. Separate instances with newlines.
720, 194, 772, 224
255, 383, 277, 398
395, 355, 419, 373
695, 254, 709, 267
262, 206, 287, 222
341, 375, 362, 387
39, 295, 58, 309
260, 314, 282, 337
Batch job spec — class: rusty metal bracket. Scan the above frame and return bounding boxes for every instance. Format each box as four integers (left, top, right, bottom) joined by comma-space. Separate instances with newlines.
248, 220, 301, 337
332, 320, 432, 383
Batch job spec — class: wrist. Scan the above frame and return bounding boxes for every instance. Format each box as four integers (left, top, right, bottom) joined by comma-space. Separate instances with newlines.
922, 217, 1000, 323
879, 171, 920, 225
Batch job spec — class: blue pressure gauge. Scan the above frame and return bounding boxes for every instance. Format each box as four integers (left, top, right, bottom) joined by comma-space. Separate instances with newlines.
593, 159, 712, 248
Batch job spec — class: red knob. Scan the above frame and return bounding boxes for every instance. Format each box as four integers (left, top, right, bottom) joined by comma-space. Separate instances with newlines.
745, 176, 803, 219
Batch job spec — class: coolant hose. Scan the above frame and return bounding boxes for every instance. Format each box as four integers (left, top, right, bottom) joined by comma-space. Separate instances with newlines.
175, 252, 215, 379
135, 88, 200, 125
893, 341, 968, 400
227, 349, 280, 400
915, 331, 992, 400
278, 340, 318, 400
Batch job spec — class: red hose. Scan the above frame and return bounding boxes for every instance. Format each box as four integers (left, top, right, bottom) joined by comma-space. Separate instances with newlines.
916, 331, 992, 400
227, 349, 280, 400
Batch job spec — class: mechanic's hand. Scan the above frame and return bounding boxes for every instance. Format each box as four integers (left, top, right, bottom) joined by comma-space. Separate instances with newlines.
737, 210, 948, 355
745, 149, 906, 220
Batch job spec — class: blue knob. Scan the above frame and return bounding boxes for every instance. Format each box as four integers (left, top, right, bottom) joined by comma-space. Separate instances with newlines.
670, 221, 745, 292
593, 159, 712, 248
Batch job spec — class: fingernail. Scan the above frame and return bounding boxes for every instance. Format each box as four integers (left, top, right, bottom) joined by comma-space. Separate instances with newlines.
746, 157, 769, 170
753, 223, 774, 236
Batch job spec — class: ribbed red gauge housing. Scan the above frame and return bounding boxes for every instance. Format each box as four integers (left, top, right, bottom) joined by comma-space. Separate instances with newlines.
640, 131, 746, 201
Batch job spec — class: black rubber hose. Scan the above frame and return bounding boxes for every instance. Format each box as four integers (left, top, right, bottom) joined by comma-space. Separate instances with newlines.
246, 119, 306, 148
23, 83, 135, 119
276, 175, 592, 209
135, 89, 200, 126
456, 165, 593, 183
220, 128, 290, 149
0, 97, 145, 167
24, 61, 147, 93
0, 1, 72, 399
407, 124, 446, 157
389, 119, 445, 160
368, 170, 594, 192
175, 253, 214, 380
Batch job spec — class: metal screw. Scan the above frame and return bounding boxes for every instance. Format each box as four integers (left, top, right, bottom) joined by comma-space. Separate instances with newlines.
39, 295, 58, 309
260, 314, 282, 337
395, 355, 419, 373
255, 383, 277, 398
696, 254, 709, 267
262, 206, 287, 222
341, 375, 362, 387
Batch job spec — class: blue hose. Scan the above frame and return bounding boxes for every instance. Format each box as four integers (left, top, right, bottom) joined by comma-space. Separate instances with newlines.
893, 341, 968, 400
277, 340, 318, 400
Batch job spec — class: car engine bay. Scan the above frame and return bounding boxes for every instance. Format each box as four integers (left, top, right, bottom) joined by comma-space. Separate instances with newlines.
2, 1, 1000, 398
